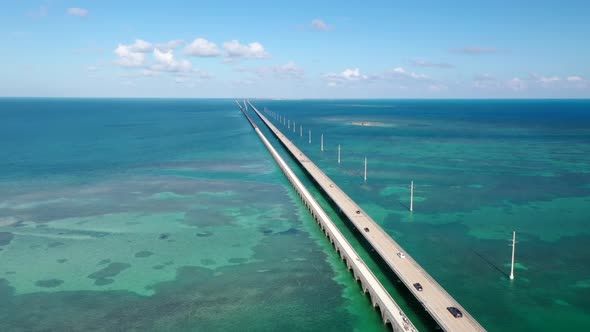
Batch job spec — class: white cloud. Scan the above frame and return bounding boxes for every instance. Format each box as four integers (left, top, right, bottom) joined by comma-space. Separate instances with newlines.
129, 39, 153, 53
323, 67, 431, 87
385, 67, 430, 80
114, 44, 146, 67
151, 48, 192, 73
473, 73, 588, 92
530, 74, 588, 87
67, 8, 88, 17
223, 40, 270, 59
270, 62, 304, 79
341, 68, 365, 80
538, 76, 561, 84
311, 19, 333, 31
87, 66, 98, 71
156, 40, 185, 52
506, 77, 527, 91
323, 68, 368, 86
184, 38, 221, 57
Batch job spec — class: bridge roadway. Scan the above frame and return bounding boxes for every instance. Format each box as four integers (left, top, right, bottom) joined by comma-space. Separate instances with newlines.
236, 101, 417, 331
247, 100, 486, 332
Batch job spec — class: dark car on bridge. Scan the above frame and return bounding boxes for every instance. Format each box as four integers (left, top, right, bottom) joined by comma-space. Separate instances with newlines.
413, 283, 423, 291
447, 306, 463, 318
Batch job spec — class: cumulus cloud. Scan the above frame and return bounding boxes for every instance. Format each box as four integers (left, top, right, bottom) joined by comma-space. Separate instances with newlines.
452, 47, 497, 55
67, 8, 88, 17
473, 74, 527, 91
223, 40, 270, 59
151, 48, 192, 73
529, 74, 589, 88
411, 60, 454, 68
567, 76, 583, 81
184, 38, 221, 57
311, 19, 333, 31
506, 77, 527, 91
128, 39, 153, 53
473, 73, 589, 92
114, 39, 187, 67
323, 67, 432, 87
156, 40, 185, 52
114, 44, 147, 67
323, 68, 368, 86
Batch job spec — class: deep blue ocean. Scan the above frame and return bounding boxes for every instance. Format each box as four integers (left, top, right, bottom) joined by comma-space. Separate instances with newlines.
1, 98, 589, 331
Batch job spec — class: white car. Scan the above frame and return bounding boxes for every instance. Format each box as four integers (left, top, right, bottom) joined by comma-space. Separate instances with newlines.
397, 252, 406, 258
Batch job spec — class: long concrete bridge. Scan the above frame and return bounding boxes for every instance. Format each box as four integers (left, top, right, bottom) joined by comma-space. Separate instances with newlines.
236, 101, 417, 331
245, 100, 486, 332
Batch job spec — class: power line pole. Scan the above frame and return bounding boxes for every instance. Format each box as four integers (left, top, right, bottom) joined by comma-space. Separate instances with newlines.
410, 180, 414, 212
510, 231, 516, 280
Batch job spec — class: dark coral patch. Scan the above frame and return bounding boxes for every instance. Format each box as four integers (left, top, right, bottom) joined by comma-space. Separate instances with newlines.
228, 258, 247, 264
275, 228, 303, 236
134, 251, 154, 258
153, 265, 165, 270
94, 278, 114, 286
200, 258, 215, 266
0, 232, 14, 246
35, 279, 64, 288
87, 262, 130, 281
48, 242, 64, 248
56, 259, 68, 264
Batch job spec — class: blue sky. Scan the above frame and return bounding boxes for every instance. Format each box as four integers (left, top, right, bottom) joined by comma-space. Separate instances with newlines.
1, 0, 589, 98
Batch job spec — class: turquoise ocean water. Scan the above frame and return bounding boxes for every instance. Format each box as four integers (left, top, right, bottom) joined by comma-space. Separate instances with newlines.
0, 98, 589, 331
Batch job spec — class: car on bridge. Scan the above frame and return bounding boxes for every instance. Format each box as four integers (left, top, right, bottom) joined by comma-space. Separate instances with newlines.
413, 283, 423, 291
447, 306, 463, 318
397, 252, 406, 258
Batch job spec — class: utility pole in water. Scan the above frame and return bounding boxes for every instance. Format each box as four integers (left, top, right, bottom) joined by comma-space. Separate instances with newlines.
410, 180, 415, 212
510, 231, 517, 280
364, 157, 367, 182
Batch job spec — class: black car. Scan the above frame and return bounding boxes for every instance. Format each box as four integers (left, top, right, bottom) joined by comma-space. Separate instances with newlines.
413, 283, 423, 291
447, 306, 463, 318
364, 227, 370, 232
